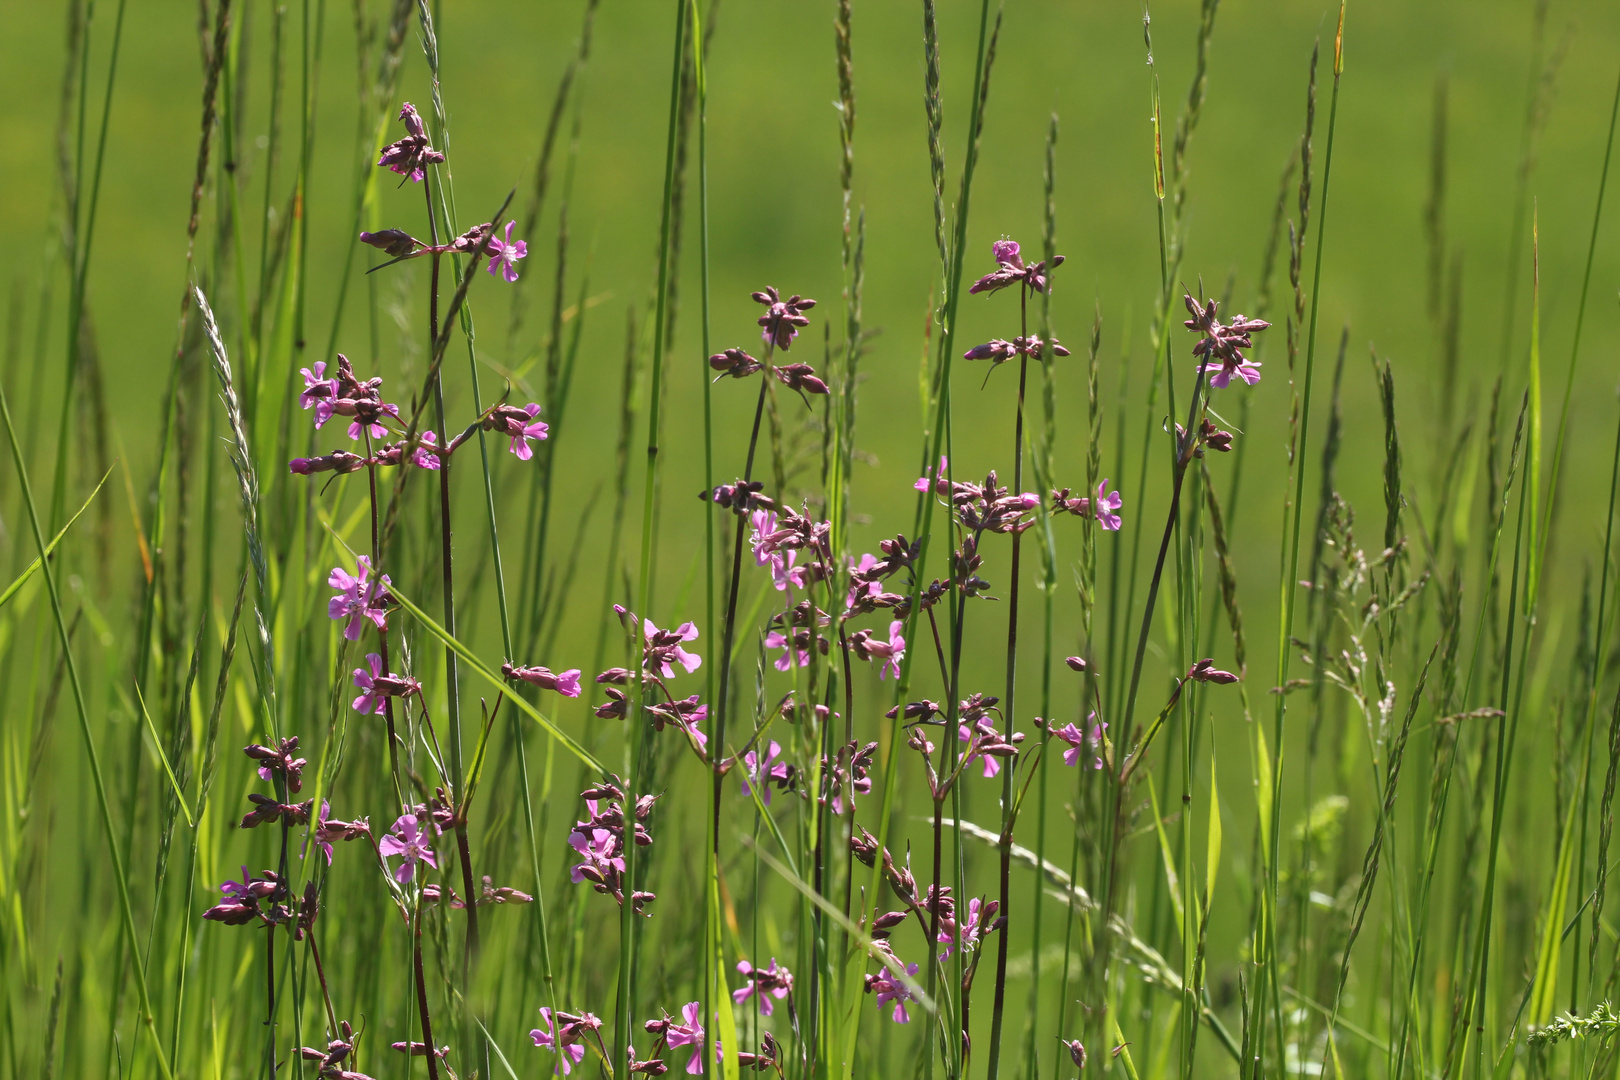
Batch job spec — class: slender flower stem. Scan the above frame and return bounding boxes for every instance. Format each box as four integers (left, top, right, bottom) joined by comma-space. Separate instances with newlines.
986, 288, 1032, 1080
420, 177, 478, 972
412, 909, 441, 1080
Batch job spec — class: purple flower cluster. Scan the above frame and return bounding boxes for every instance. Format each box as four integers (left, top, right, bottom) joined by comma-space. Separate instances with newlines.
968, 238, 1063, 296
377, 102, 445, 182
1183, 293, 1270, 389
567, 779, 657, 914
530, 1008, 603, 1076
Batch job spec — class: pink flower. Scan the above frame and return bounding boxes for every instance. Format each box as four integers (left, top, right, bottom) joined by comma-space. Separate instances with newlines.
378, 814, 437, 884
502, 663, 583, 697
1093, 479, 1123, 532
664, 1002, 706, 1074
1052, 713, 1107, 769
914, 455, 948, 494
327, 557, 389, 640
865, 961, 920, 1024
485, 221, 528, 283
741, 741, 791, 805
506, 404, 549, 460
298, 363, 338, 413
347, 401, 401, 442
937, 897, 989, 960
411, 431, 441, 470
764, 631, 808, 673
530, 1009, 588, 1075
733, 959, 793, 1016
568, 827, 625, 885
351, 654, 386, 714
850, 621, 906, 680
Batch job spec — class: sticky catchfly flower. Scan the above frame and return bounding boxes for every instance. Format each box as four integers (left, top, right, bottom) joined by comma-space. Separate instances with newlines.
485, 221, 528, 283
378, 814, 438, 884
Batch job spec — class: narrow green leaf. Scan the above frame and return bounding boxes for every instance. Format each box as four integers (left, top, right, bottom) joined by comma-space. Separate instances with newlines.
387, 583, 605, 775
0, 466, 112, 611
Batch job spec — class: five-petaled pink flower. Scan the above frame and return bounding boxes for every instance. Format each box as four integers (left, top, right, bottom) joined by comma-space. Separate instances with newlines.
914, 455, 949, 494
663, 1002, 706, 1074
1093, 479, 1124, 532
485, 221, 528, 283
1052, 713, 1107, 769
733, 959, 793, 1016
327, 558, 389, 640
741, 741, 791, 805
378, 814, 437, 884
568, 827, 625, 885
530, 1009, 588, 1075
851, 621, 905, 680
299, 363, 338, 414
351, 654, 387, 714
865, 961, 920, 1024
507, 404, 549, 460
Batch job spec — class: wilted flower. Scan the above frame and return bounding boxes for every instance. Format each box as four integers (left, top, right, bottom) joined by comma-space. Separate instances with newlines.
311, 801, 371, 864
289, 451, 366, 476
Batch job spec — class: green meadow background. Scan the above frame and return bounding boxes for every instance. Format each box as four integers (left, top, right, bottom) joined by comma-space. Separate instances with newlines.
3, 0, 1620, 1076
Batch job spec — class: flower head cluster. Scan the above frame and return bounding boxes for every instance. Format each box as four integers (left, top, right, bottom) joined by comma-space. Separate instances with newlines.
764, 604, 830, 671
298, 1022, 374, 1080
968, 239, 1064, 296
567, 780, 656, 914
823, 739, 878, 814
1184, 293, 1270, 389
238, 739, 312, 828
751, 287, 816, 351
845, 536, 920, 616
300, 354, 402, 440
203, 866, 291, 927
916, 459, 1041, 537
376, 102, 445, 182
1052, 480, 1125, 532
963, 334, 1070, 365
614, 606, 703, 679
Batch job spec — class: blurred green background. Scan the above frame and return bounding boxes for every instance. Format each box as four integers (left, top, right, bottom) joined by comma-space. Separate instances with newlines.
3, 0, 1619, 623
4, 0, 1620, 1070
